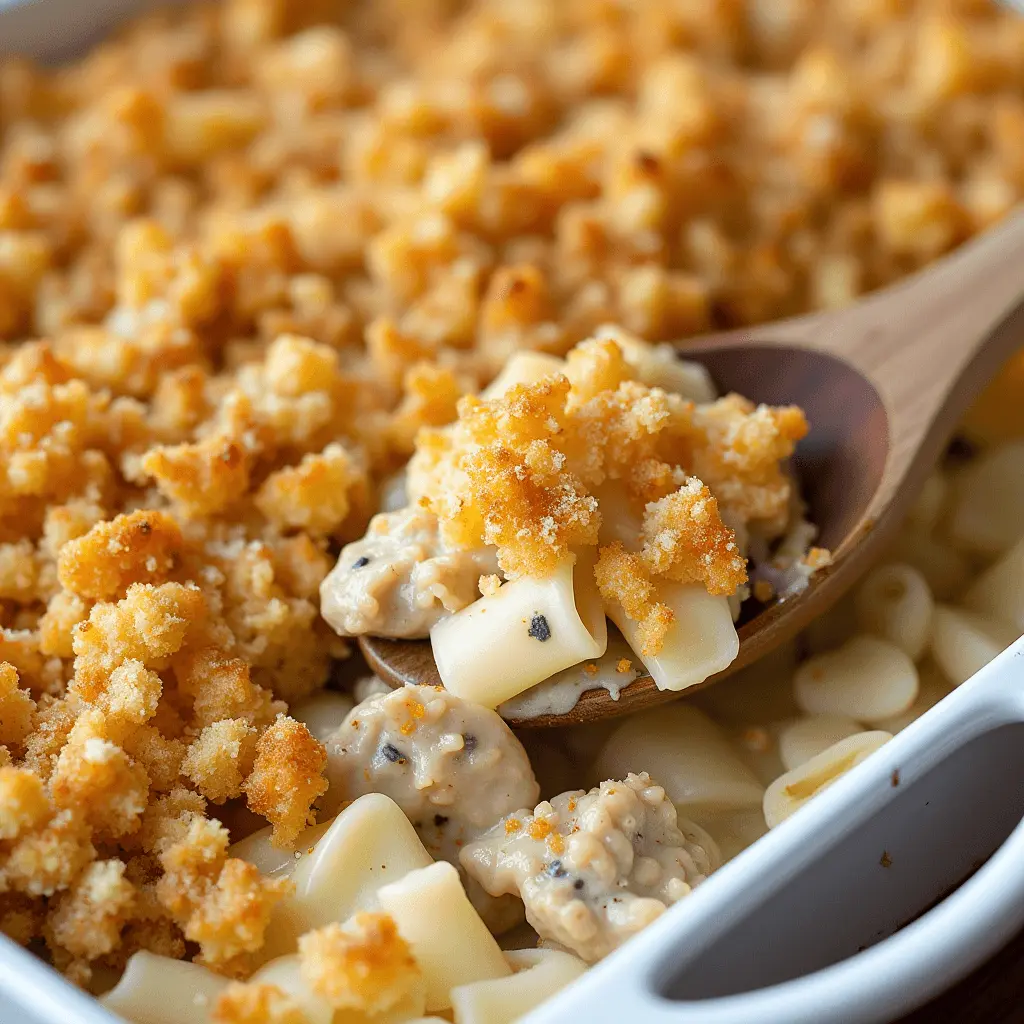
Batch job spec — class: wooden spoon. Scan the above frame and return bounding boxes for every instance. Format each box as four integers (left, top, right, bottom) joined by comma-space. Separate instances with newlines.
360, 211, 1024, 727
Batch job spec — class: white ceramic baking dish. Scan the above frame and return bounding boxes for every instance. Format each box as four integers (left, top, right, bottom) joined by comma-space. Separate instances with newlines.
3, 3, 1024, 1023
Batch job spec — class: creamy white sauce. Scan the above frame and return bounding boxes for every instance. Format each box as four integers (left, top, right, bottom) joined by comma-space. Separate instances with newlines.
498, 630, 639, 720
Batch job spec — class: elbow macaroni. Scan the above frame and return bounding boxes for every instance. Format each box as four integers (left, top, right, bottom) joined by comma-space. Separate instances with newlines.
431, 553, 607, 707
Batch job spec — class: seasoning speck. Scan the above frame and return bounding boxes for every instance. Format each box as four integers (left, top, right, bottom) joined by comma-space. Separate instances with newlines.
573, 879, 585, 891
433, 814, 449, 827
891, 769, 900, 788
529, 613, 551, 642
382, 743, 406, 764
547, 860, 567, 878
352, 555, 370, 569
880, 851, 892, 868
463, 734, 477, 753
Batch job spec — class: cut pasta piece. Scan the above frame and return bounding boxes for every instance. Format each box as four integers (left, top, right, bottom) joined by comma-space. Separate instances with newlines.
250, 955, 333, 1024
763, 731, 892, 829
888, 528, 970, 600
254, 794, 434, 963
854, 563, 933, 660
431, 553, 607, 707
100, 952, 229, 1024
905, 471, 949, 533
687, 808, 769, 864
929, 605, 1021, 685
794, 635, 918, 724
230, 818, 333, 878
289, 691, 356, 744
778, 715, 864, 772
946, 440, 1024, 555
377, 861, 511, 1011
593, 705, 764, 813
481, 351, 565, 398
604, 580, 738, 692
964, 534, 1024, 632
873, 659, 954, 733
450, 948, 587, 1024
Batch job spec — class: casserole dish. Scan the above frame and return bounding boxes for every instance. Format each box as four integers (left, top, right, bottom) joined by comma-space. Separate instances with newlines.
1, 2, 1024, 1023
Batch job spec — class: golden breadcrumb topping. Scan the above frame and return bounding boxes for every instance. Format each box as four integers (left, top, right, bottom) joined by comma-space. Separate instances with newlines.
0, 0, 1017, 995
242, 715, 329, 848
410, 333, 804, 645
298, 912, 420, 1014
212, 982, 308, 1024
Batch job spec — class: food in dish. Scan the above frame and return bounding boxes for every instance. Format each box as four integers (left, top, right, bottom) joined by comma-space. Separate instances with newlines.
0, 0, 1022, 1021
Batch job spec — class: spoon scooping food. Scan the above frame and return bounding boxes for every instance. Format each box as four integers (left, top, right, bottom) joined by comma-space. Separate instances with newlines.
359, 211, 1024, 727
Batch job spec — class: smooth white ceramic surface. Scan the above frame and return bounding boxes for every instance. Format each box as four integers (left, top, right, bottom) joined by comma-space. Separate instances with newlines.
2, 3, 1024, 1024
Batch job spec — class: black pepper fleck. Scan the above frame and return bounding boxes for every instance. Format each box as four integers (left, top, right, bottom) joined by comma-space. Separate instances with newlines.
528, 614, 551, 642
945, 436, 977, 462
573, 879, 585, 891
352, 556, 371, 569
463, 734, 477, 753
433, 814, 449, 827
547, 860, 567, 878
382, 743, 406, 764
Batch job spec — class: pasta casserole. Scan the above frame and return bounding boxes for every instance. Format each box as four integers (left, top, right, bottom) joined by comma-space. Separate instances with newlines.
0, 0, 1021, 1022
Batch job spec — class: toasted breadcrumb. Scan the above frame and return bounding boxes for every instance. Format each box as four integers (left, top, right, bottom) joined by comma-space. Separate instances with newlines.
182, 720, 258, 804
243, 715, 328, 848
0, 664, 36, 754
594, 543, 675, 656
298, 913, 420, 1014
47, 859, 136, 959
212, 982, 308, 1024
478, 573, 502, 597
57, 511, 183, 601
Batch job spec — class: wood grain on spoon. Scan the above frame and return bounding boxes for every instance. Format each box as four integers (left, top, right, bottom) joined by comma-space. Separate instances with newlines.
361, 210, 1024, 728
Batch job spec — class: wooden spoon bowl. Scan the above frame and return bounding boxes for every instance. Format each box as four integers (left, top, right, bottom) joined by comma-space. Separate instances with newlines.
361, 212, 1024, 727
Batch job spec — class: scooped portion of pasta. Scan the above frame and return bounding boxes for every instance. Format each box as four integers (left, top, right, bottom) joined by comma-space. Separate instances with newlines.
321, 328, 826, 707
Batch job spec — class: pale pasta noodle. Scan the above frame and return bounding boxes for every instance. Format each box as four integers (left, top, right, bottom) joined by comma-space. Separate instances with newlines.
854, 563, 934, 660
449, 948, 588, 1024
964, 534, 1024, 632
593, 705, 764, 814
794, 635, 919, 723
603, 580, 739, 693
887, 528, 971, 601
778, 715, 864, 772
945, 440, 1024, 555
230, 818, 334, 878
763, 731, 893, 829
928, 605, 1022, 686
250, 794, 434, 963
99, 952, 228, 1024
905, 471, 949, 533
431, 553, 607, 707
873, 660, 955, 734
596, 327, 716, 402
687, 808, 770, 864
289, 690, 357, 744
376, 862, 511, 1011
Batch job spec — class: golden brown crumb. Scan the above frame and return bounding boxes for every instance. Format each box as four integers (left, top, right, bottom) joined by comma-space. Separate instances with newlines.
298, 913, 420, 1014
243, 715, 328, 848
616, 658, 633, 674
640, 480, 747, 595
182, 719, 258, 804
212, 982, 308, 1024
753, 579, 775, 603
478, 573, 502, 597
0, 663, 36, 755
594, 543, 675, 656
57, 511, 183, 601
47, 859, 136, 960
